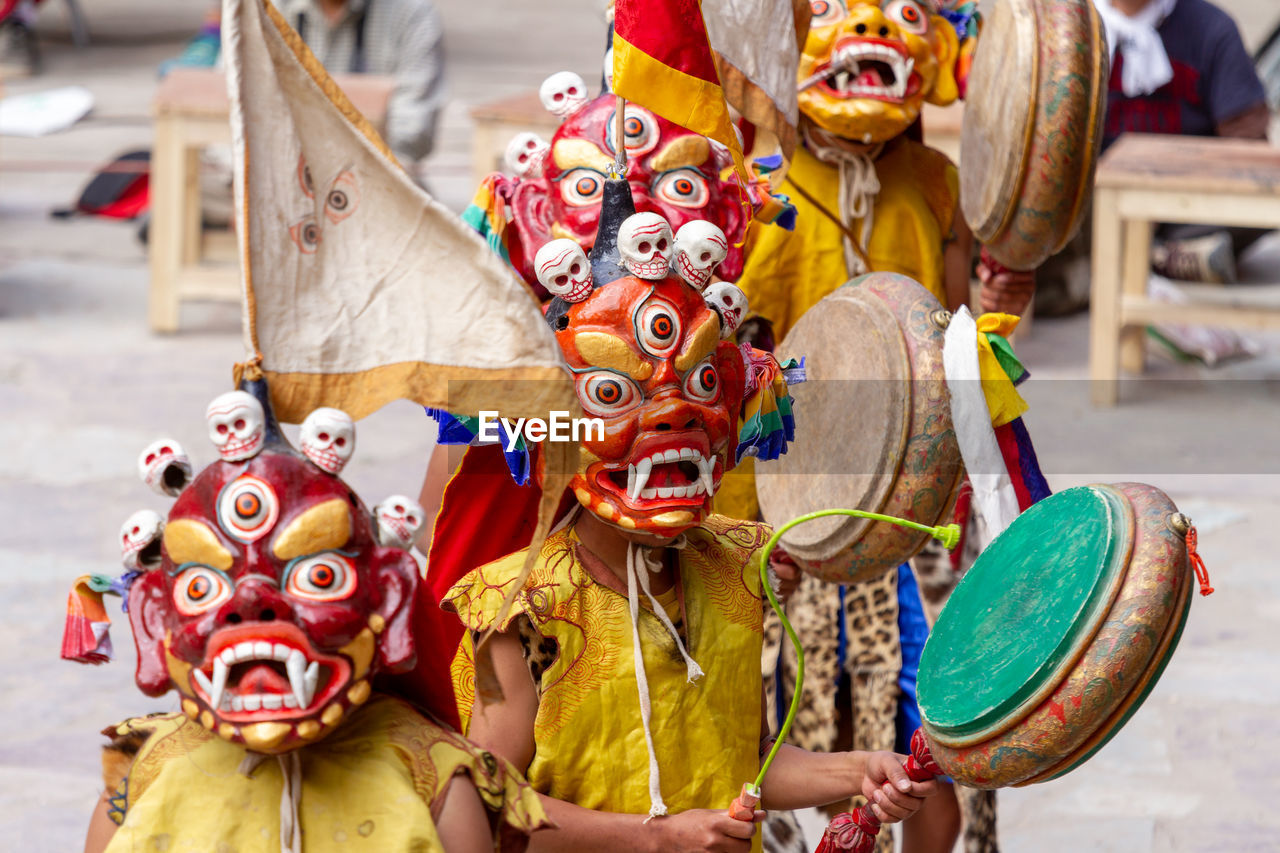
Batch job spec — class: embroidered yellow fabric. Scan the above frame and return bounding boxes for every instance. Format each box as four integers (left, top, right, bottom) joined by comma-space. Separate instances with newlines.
104, 695, 547, 852
446, 516, 770, 844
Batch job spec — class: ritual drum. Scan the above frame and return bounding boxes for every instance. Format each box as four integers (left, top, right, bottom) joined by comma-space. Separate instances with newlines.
959, 0, 1108, 270
756, 272, 963, 585
917, 483, 1195, 789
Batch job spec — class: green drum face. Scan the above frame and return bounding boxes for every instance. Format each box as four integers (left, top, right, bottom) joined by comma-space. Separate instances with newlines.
917, 483, 1193, 788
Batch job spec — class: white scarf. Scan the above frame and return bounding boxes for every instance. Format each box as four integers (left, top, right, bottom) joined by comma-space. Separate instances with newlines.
1092, 0, 1178, 97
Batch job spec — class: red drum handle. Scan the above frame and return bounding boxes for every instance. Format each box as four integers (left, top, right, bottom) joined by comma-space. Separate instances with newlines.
729, 782, 761, 821
814, 729, 941, 853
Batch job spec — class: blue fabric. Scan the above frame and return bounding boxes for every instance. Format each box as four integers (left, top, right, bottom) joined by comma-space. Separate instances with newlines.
894, 563, 952, 782
424, 408, 531, 486
894, 562, 928, 755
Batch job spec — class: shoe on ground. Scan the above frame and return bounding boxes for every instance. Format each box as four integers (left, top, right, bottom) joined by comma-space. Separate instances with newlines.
1151, 231, 1237, 285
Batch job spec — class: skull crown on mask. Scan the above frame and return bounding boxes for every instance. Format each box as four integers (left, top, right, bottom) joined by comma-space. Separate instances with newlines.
123, 393, 420, 755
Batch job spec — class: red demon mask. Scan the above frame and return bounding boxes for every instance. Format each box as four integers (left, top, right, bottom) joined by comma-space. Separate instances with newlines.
126, 416, 418, 755
553, 274, 746, 538
508, 95, 748, 294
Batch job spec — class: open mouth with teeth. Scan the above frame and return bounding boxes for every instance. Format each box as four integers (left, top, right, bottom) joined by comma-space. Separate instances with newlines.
190, 622, 349, 722
809, 38, 919, 103
596, 432, 722, 509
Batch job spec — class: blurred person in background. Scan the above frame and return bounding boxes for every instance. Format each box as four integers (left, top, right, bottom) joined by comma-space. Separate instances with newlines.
282, 0, 446, 169
162, 0, 446, 172
989, 0, 1271, 316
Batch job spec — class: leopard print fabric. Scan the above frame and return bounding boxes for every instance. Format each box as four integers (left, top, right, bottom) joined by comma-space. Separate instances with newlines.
514, 616, 560, 692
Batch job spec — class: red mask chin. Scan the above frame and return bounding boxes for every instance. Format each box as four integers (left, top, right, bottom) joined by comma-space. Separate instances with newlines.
128, 450, 419, 754
554, 276, 745, 538
507, 94, 747, 294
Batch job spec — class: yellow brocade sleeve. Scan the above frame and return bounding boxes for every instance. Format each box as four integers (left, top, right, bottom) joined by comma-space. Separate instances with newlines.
104, 697, 549, 852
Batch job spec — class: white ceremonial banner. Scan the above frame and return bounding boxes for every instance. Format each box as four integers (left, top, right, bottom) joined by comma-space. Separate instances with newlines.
223, 0, 575, 424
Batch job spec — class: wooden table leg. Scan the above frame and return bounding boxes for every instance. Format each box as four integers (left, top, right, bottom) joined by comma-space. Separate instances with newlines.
1089, 188, 1122, 406
1119, 218, 1152, 374
148, 115, 183, 333
471, 121, 494, 187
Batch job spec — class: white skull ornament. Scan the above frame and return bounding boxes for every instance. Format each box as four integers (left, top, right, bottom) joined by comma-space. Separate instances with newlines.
374, 496, 425, 550
534, 238, 594, 302
704, 282, 748, 339
504, 132, 549, 178
673, 220, 729, 290
137, 438, 193, 496
205, 391, 266, 462
617, 213, 674, 280
539, 71, 588, 120
300, 407, 356, 475
120, 509, 164, 571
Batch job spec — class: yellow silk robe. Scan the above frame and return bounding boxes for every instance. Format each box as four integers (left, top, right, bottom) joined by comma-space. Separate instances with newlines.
105, 695, 547, 852
447, 516, 771, 849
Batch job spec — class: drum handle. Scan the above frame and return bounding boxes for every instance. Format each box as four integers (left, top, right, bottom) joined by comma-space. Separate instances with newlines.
730, 510, 961, 824
813, 729, 942, 853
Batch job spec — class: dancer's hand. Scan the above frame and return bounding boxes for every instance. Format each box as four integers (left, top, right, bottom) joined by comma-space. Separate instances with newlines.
860, 752, 937, 824
767, 546, 802, 604
652, 807, 764, 852
977, 251, 1035, 316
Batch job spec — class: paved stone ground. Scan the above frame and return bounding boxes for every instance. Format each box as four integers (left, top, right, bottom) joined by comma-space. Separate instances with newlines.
2, 1, 1279, 850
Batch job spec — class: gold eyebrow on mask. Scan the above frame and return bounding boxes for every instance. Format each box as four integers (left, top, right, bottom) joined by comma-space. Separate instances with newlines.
164, 520, 233, 571
649, 136, 711, 173
272, 499, 351, 562
675, 315, 720, 373
574, 332, 654, 381
552, 139, 613, 173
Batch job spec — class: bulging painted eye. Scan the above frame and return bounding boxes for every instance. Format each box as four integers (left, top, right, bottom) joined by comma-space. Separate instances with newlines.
174, 566, 232, 616
324, 170, 360, 224
217, 475, 279, 542
684, 359, 721, 403
883, 0, 928, 34
560, 168, 605, 206
576, 370, 643, 418
810, 0, 848, 27
607, 106, 659, 156
635, 297, 683, 357
286, 552, 357, 601
290, 215, 321, 254
653, 169, 710, 209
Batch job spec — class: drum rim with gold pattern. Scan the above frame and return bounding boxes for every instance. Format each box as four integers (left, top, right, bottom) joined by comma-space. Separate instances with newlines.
756, 272, 964, 584
959, 0, 1108, 271
917, 482, 1193, 789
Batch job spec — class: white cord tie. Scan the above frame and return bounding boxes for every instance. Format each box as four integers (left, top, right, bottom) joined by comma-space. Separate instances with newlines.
625, 537, 701, 820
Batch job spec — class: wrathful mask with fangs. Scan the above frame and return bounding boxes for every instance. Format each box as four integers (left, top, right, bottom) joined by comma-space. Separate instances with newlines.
552, 275, 746, 537
798, 0, 963, 143
500, 94, 748, 295
125, 444, 419, 754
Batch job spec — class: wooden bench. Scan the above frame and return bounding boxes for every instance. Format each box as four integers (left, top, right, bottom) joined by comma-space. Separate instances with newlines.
149, 68, 392, 332
1089, 133, 1280, 406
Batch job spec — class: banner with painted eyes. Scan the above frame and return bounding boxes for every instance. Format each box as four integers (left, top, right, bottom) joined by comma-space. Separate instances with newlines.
223, 0, 577, 428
